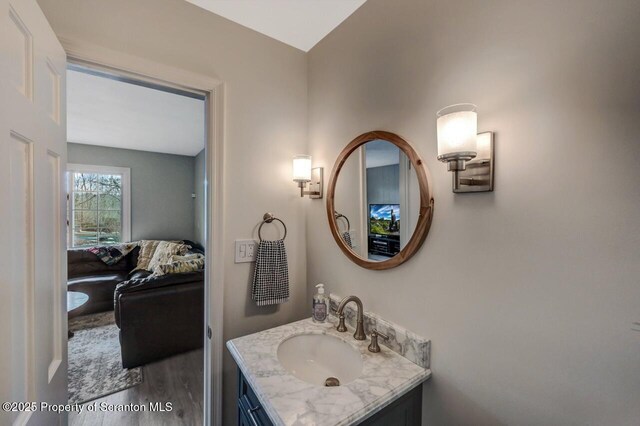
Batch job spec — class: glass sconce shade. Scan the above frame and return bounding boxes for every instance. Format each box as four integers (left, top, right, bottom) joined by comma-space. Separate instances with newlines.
437, 104, 478, 169
292, 155, 312, 182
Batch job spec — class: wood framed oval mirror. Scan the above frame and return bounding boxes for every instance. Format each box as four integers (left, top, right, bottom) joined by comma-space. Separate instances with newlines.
327, 130, 434, 270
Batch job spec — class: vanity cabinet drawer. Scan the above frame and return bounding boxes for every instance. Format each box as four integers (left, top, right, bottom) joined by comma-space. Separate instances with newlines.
238, 370, 274, 426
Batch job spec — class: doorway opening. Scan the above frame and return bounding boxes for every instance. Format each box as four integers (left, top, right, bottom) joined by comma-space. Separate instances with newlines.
64, 62, 210, 425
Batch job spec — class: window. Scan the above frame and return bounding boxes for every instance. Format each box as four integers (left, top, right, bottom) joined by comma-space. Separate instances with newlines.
67, 164, 131, 248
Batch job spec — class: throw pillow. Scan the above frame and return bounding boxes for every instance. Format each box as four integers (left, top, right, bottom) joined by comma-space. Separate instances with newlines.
169, 253, 203, 262
147, 241, 190, 273
134, 240, 162, 271
154, 254, 205, 276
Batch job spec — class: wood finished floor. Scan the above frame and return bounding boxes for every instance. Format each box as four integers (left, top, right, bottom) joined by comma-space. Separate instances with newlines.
69, 349, 204, 426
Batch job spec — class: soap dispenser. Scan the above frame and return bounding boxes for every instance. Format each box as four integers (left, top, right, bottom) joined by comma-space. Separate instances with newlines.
312, 283, 328, 323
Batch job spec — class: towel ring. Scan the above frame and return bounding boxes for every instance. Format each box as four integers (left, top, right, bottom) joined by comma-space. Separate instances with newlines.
334, 212, 350, 232
259, 213, 287, 241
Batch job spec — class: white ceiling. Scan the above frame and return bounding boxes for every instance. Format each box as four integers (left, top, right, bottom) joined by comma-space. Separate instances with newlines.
67, 68, 205, 157
184, 0, 367, 52
366, 140, 400, 168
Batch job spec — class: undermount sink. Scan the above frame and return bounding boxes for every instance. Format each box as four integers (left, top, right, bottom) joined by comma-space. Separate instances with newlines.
277, 333, 363, 386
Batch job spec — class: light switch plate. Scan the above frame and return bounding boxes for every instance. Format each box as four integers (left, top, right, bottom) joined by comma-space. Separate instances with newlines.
235, 239, 257, 263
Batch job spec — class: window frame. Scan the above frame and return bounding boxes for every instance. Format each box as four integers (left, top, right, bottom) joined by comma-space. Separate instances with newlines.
66, 163, 131, 248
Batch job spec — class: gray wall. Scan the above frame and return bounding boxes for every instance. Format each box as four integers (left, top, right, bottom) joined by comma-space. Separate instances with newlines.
194, 148, 205, 245
308, 0, 640, 425
334, 149, 366, 256
68, 143, 196, 242
366, 165, 399, 205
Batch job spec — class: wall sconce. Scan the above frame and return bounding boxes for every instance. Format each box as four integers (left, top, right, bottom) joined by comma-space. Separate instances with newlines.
436, 103, 494, 193
292, 155, 323, 198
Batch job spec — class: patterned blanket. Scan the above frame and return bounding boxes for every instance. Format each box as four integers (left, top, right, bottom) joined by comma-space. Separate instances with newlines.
87, 240, 203, 276
87, 242, 138, 266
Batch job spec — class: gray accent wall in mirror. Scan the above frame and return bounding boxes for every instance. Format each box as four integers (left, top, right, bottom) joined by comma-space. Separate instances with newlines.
327, 131, 434, 270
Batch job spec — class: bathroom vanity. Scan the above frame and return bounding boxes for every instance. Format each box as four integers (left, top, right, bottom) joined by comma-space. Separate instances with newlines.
229, 131, 435, 425
227, 313, 431, 425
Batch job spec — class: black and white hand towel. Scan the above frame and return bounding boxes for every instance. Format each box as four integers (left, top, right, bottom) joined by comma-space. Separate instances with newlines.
341, 231, 353, 249
252, 239, 289, 306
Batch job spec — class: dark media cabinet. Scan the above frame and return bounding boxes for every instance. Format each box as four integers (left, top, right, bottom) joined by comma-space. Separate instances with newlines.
368, 235, 400, 257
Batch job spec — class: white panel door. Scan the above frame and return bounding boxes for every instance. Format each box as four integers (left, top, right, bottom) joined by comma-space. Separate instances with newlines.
0, 0, 67, 425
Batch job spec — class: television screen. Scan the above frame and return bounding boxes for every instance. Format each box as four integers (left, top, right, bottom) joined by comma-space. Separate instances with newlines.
369, 204, 400, 236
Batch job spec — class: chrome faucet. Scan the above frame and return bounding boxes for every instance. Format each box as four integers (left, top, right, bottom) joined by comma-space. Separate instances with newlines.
335, 295, 366, 340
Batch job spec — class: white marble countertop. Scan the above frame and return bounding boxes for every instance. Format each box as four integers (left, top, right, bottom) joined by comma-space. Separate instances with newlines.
226, 317, 431, 426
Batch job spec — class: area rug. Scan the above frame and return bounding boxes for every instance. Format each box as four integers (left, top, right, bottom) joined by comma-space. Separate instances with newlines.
68, 312, 143, 404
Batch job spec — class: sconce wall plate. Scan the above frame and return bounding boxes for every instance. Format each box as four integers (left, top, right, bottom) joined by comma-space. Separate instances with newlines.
453, 132, 494, 193
308, 167, 323, 199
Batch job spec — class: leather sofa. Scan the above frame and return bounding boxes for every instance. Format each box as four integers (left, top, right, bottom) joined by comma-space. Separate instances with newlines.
114, 268, 204, 368
67, 241, 205, 368
67, 246, 141, 316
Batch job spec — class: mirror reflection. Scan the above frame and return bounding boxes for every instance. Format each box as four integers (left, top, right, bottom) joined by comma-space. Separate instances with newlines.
334, 139, 420, 262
